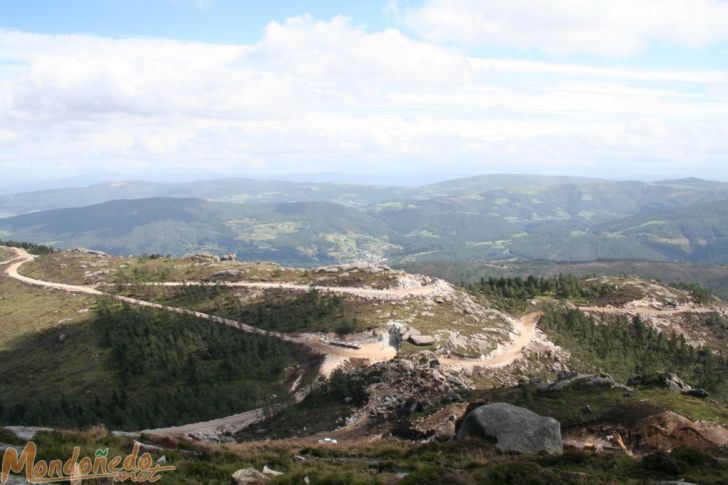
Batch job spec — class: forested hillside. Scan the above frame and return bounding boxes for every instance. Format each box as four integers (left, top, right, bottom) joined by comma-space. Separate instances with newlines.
3, 175, 728, 264
0, 302, 316, 430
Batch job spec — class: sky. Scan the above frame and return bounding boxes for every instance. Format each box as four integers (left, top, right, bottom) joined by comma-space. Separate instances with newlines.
1, 0, 728, 182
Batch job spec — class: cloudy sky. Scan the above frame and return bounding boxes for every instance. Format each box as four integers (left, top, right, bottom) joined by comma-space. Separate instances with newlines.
1, 0, 728, 181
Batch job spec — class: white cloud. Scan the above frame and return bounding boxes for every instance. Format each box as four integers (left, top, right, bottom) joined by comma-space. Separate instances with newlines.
250, 16, 471, 86
0, 129, 16, 143
0, 17, 727, 179
406, 0, 728, 57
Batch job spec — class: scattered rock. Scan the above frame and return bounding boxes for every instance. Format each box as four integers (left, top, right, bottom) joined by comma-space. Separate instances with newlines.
188, 252, 220, 263
539, 374, 616, 392
262, 465, 283, 477
409, 335, 435, 346
401, 327, 420, 341
627, 373, 691, 392
213, 269, 242, 278
396, 402, 469, 441
70, 247, 109, 257
683, 389, 708, 399
232, 468, 270, 484
315, 262, 391, 274
557, 370, 579, 381
456, 403, 563, 455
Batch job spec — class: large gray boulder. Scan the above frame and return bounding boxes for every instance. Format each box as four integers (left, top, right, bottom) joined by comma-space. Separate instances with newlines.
456, 403, 562, 455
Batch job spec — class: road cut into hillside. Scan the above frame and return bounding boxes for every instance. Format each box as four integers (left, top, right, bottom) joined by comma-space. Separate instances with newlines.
2, 246, 541, 439
439, 311, 541, 371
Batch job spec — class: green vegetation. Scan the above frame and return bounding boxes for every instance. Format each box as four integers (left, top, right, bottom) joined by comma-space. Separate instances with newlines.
468, 382, 728, 430
5, 410, 728, 485
0, 277, 94, 350
238, 290, 360, 334
540, 306, 728, 400
0, 238, 55, 255
464, 274, 628, 313
5, 175, 728, 265
0, 198, 394, 265
673, 282, 715, 304
114, 264, 173, 284
405, 258, 728, 300
117, 284, 372, 335
0, 302, 311, 430
239, 369, 367, 441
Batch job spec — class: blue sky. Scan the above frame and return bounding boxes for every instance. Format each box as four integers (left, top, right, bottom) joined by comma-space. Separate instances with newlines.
4, 0, 727, 68
0, 1, 391, 44
1, 0, 728, 180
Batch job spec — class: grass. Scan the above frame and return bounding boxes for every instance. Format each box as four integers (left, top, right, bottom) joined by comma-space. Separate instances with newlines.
0, 300, 321, 430
461, 383, 728, 429
0, 276, 95, 351
4, 420, 727, 484
20, 251, 399, 288
19, 251, 124, 285
0, 272, 321, 430
107, 282, 508, 347
0, 247, 14, 261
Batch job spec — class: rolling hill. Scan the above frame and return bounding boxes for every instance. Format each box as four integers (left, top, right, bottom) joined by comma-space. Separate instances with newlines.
0, 177, 411, 218
2, 175, 728, 264
0, 198, 395, 264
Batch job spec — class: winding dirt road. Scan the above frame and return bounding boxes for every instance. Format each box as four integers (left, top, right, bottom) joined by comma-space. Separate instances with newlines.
439, 311, 541, 371
1, 246, 539, 437
1, 247, 538, 374
1, 247, 400, 362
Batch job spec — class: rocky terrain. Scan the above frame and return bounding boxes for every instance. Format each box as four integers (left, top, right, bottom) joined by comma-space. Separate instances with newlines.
3, 243, 728, 483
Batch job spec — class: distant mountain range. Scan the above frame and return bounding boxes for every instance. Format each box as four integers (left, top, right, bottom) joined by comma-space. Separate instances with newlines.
2, 174, 728, 264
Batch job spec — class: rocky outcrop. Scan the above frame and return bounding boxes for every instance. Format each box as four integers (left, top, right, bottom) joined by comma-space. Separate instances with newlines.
627, 372, 691, 392
538, 373, 618, 392
188, 252, 220, 263
395, 402, 469, 441
70, 247, 109, 257
348, 351, 471, 420
231, 467, 270, 483
213, 269, 243, 278
633, 411, 728, 453
316, 262, 391, 274
627, 372, 709, 398
456, 403, 562, 455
